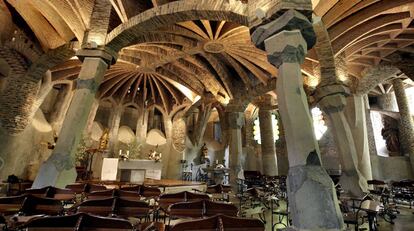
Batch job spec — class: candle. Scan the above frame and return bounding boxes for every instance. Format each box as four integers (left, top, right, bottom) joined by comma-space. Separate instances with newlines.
182, 152, 185, 160
119, 150, 122, 155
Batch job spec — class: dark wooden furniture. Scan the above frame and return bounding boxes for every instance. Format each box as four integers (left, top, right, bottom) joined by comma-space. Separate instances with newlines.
170, 214, 265, 231
25, 186, 75, 203
0, 195, 26, 216
23, 212, 133, 230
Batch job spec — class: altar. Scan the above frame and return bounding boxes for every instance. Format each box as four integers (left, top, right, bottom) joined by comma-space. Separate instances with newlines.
101, 158, 162, 183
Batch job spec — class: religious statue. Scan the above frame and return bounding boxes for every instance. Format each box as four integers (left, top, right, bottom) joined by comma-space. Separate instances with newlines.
381, 116, 400, 155
200, 143, 210, 166
99, 128, 110, 151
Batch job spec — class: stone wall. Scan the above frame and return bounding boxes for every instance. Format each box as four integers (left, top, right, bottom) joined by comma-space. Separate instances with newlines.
371, 155, 413, 181
0, 109, 54, 181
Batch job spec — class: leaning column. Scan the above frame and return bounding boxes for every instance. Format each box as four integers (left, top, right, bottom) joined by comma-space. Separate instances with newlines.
258, 96, 278, 176
392, 77, 414, 173
33, 48, 116, 188
253, 10, 343, 230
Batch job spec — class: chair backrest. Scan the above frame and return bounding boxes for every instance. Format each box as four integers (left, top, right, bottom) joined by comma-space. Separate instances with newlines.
207, 184, 231, 194
25, 212, 80, 230
87, 184, 108, 193
170, 215, 220, 231
158, 191, 186, 210
21, 195, 64, 216
185, 191, 210, 202
25, 187, 50, 198
170, 215, 264, 231
50, 188, 75, 202
77, 197, 115, 217
204, 200, 238, 217
87, 189, 116, 200
118, 190, 142, 201
80, 212, 133, 230
221, 215, 265, 231
65, 183, 87, 194
24, 212, 133, 231
168, 200, 204, 219
115, 198, 150, 219
120, 185, 141, 193
0, 195, 26, 215
141, 185, 161, 198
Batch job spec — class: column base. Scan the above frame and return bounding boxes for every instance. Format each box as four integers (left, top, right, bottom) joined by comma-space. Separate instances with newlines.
32, 153, 77, 189
288, 165, 344, 231
339, 171, 368, 197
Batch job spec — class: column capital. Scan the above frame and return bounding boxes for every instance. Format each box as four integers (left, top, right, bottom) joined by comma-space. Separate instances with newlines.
252, 9, 315, 51
226, 111, 245, 129
76, 47, 118, 66
316, 84, 350, 114
263, 30, 307, 67
255, 94, 276, 110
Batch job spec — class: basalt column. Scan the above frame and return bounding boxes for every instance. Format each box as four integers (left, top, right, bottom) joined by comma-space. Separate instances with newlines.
33, 49, 115, 188
108, 105, 123, 156
227, 111, 244, 191
316, 85, 369, 196
392, 78, 414, 173
258, 96, 278, 176
253, 10, 343, 230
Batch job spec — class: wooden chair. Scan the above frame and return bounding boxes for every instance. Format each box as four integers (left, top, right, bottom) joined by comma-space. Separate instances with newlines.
25, 187, 49, 198
168, 200, 204, 223
24, 212, 133, 231
170, 214, 265, 231
121, 185, 141, 192
86, 189, 116, 200
87, 184, 108, 193
115, 197, 150, 221
204, 200, 238, 217
118, 190, 142, 201
185, 191, 210, 202
140, 185, 161, 199
157, 191, 186, 222
65, 183, 87, 194
51, 188, 76, 203
20, 195, 64, 216
140, 222, 165, 231
0, 195, 26, 216
77, 197, 115, 217
206, 184, 231, 202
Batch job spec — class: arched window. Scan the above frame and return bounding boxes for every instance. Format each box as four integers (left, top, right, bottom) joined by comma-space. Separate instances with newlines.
311, 107, 327, 140
253, 114, 279, 144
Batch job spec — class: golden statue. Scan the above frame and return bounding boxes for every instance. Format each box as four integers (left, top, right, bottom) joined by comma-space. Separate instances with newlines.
99, 128, 110, 151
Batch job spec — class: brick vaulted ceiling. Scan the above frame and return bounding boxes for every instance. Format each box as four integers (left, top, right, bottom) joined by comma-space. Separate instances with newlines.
307, 0, 414, 80
2, 0, 414, 104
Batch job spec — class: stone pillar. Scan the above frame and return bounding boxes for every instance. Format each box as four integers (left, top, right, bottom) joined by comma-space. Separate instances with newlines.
108, 105, 123, 156
136, 109, 148, 143
49, 84, 74, 135
364, 95, 378, 157
392, 78, 414, 172
226, 111, 244, 191
33, 49, 115, 188
253, 10, 343, 230
258, 98, 278, 176
344, 95, 373, 181
317, 85, 368, 196
85, 98, 100, 135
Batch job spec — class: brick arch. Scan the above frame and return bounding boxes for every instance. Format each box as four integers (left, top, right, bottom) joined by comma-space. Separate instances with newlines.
105, 0, 248, 52
0, 44, 75, 134
354, 65, 401, 95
